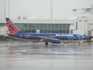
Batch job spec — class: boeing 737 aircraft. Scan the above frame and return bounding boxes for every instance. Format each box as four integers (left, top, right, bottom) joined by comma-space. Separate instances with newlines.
5, 18, 88, 45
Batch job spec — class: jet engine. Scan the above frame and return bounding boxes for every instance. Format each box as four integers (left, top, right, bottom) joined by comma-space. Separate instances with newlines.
51, 39, 61, 43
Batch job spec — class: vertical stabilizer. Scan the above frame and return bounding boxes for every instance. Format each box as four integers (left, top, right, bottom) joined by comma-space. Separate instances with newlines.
5, 18, 20, 34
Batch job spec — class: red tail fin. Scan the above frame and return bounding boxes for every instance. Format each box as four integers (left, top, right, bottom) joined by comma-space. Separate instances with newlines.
5, 18, 19, 34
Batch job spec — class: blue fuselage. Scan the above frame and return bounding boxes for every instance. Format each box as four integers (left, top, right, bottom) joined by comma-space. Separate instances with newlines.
11, 33, 88, 41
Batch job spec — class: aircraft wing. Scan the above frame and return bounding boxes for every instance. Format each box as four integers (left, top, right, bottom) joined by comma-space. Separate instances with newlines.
38, 36, 58, 42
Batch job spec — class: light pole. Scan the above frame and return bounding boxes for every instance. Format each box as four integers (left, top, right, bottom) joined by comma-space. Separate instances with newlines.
4, 0, 10, 18
4, 0, 5, 18
50, 0, 54, 20
8, 0, 9, 17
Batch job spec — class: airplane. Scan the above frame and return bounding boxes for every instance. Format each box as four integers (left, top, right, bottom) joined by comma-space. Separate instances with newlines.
5, 18, 88, 45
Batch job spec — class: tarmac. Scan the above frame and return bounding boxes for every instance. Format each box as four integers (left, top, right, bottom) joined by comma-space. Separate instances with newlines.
0, 41, 93, 70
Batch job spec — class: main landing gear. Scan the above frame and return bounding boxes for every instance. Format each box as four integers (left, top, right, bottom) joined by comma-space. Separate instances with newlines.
45, 42, 48, 45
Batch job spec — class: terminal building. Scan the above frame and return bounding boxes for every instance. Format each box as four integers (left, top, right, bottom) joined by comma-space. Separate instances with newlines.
0, 16, 93, 36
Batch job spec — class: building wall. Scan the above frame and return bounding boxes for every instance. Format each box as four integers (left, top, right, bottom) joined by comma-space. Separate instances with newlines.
70, 16, 88, 35
0, 19, 72, 35
15, 23, 70, 33
0, 16, 93, 36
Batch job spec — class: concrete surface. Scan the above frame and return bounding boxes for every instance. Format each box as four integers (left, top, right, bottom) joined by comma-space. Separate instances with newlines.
0, 41, 93, 70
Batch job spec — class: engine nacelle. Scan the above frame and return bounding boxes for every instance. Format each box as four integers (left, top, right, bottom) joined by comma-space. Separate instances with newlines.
51, 39, 61, 43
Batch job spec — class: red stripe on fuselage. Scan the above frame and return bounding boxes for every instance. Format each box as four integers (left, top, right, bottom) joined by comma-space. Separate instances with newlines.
61, 40, 85, 41
20, 39, 85, 42
19, 39, 42, 41
26, 39, 42, 41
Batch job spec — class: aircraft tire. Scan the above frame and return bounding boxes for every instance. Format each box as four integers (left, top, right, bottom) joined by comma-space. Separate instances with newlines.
45, 42, 48, 45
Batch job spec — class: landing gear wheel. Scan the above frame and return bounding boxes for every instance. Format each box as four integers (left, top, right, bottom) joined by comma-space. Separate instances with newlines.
45, 42, 48, 45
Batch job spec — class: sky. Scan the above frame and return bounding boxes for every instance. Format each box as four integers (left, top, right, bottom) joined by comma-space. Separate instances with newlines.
0, 0, 93, 19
